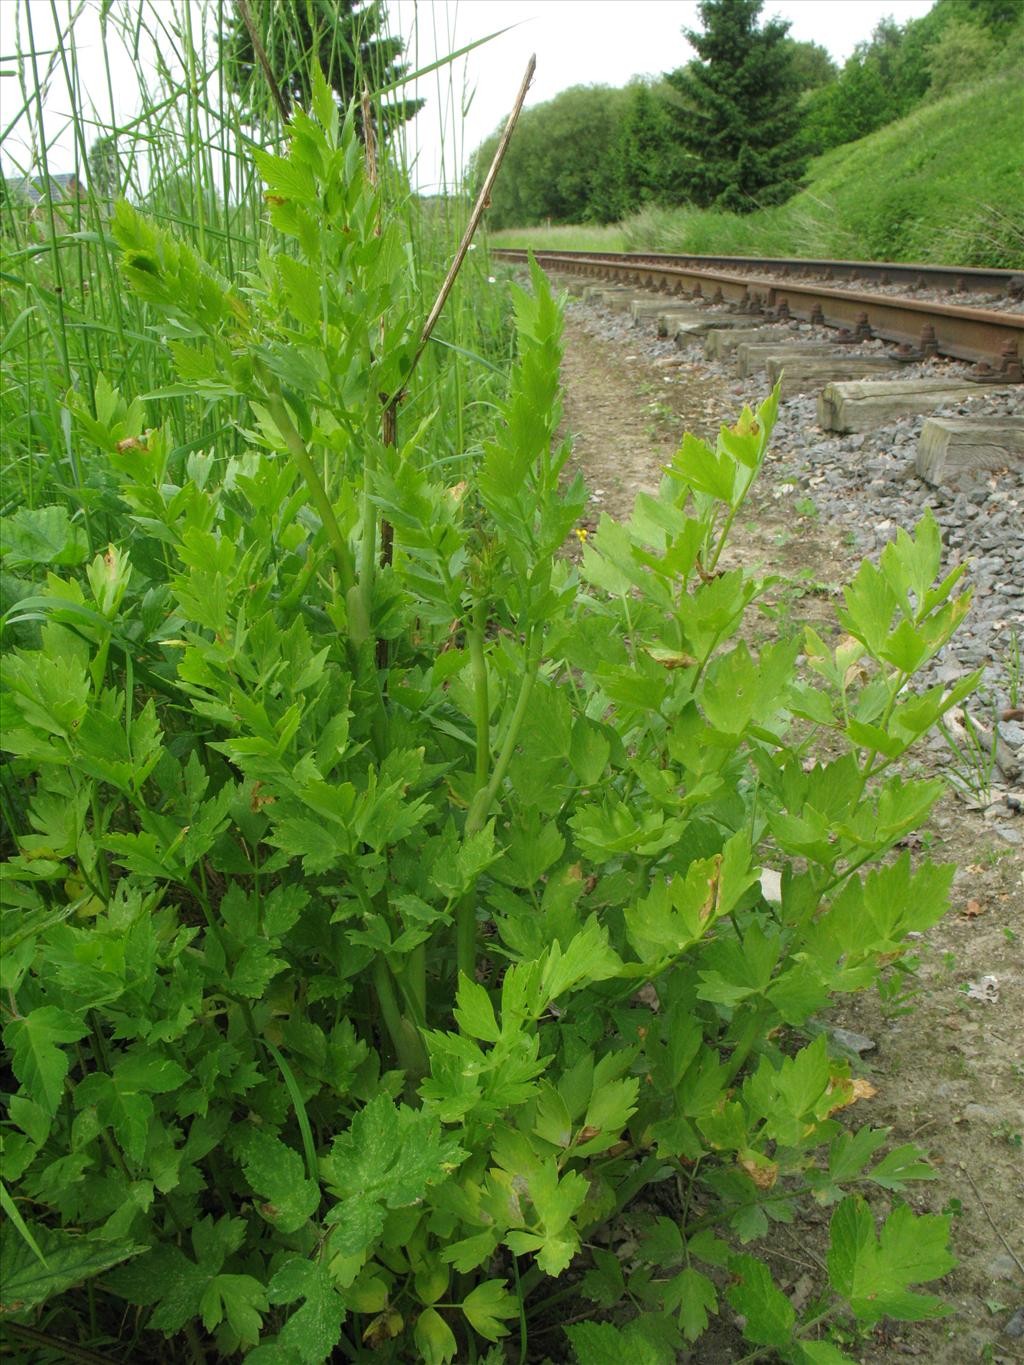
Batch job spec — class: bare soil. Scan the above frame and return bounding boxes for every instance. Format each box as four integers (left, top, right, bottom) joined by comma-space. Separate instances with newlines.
557, 311, 1024, 1364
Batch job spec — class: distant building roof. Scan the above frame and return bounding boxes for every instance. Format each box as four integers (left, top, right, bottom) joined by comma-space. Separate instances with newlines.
3, 173, 83, 204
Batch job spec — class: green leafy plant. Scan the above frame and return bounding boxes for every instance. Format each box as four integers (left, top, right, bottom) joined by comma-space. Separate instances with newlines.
794, 495, 820, 521
1, 73, 978, 1364
937, 703, 999, 802
1004, 626, 1021, 709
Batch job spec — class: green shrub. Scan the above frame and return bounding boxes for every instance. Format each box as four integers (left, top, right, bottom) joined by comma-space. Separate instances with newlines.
1, 74, 975, 1363
925, 17, 997, 94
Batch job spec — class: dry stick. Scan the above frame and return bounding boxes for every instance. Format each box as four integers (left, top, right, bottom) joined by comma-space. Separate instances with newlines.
376, 54, 537, 566
958, 1161, 1024, 1277
234, 0, 290, 123
400, 53, 536, 393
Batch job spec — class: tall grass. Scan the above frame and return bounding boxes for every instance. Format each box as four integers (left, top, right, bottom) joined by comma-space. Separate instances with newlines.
0, 0, 514, 534
490, 222, 628, 253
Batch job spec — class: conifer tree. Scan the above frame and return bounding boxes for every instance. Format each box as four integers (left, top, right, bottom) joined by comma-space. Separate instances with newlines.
221, 0, 422, 136
88, 135, 119, 202
617, 83, 671, 215
665, 0, 805, 212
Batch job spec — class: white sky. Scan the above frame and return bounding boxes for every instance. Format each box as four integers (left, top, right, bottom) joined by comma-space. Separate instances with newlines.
1, 0, 937, 190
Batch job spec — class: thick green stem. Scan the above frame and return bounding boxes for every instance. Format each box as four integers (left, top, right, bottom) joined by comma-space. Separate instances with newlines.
373, 958, 428, 1078
354, 440, 389, 758
465, 632, 539, 836
723, 1001, 770, 1085
468, 603, 490, 793
456, 631, 540, 980
403, 944, 427, 1026
264, 389, 356, 595
358, 448, 377, 631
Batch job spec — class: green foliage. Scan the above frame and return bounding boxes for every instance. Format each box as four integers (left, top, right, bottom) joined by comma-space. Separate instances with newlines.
781, 38, 838, 94
499, 69, 1023, 269
471, 85, 631, 228
925, 18, 998, 96
798, 0, 1022, 155
615, 82, 678, 219
87, 134, 120, 201
482, 0, 1020, 250
0, 73, 973, 1364
664, 0, 807, 211
219, 0, 422, 133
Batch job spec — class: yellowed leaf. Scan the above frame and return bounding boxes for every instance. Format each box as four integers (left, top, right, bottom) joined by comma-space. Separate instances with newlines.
849, 1078, 877, 1102
645, 645, 699, 670
739, 1151, 778, 1190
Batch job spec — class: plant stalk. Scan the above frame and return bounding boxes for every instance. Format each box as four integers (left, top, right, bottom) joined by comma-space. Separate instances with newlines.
372, 957, 427, 1078
468, 602, 490, 792
457, 629, 540, 979
264, 389, 356, 595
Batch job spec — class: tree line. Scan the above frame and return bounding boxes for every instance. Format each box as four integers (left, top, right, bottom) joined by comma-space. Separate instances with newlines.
469, 0, 1022, 228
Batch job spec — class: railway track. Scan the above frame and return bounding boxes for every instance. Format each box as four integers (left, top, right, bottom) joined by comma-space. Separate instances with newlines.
491, 249, 1024, 377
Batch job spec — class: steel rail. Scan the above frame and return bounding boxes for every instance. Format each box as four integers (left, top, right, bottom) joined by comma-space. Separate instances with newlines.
493, 248, 1023, 297
492, 249, 1024, 374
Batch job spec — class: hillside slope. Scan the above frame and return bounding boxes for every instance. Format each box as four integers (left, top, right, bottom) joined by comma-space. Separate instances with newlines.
491, 72, 1024, 268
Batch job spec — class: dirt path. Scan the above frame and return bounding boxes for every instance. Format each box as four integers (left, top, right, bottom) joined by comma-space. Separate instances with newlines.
559, 309, 1024, 1364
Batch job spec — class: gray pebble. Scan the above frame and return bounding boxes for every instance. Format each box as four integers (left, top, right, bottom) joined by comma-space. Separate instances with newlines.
963, 1103, 1002, 1122
828, 1026, 878, 1056
987, 1254, 1021, 1281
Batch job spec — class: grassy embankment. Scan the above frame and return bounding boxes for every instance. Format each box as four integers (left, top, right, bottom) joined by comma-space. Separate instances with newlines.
490, 71, 1024, 267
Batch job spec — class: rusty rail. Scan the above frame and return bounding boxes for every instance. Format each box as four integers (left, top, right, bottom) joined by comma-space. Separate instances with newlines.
494, 248, 1023, 298
491, 249, 1024, 376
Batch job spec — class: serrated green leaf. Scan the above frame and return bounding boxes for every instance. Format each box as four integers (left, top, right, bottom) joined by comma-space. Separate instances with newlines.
0, 505, 89, 569
541, 916, 623, 1000
236, 1129, 320, 1233
565, 1320, 665, 1365
0, 1223, 144, 1316
580, 1246, 626, 1307
664, 1265, 718, 1341
794, 1342, 855, 1364
726, 1254, 796, 1347
414, 1306, 457, 1364
868, 1143, 936, 1190
5, 1007, 87, 1116
702, 638, 799, 735
818, 1127, 891, 1197
199, 1273, 267, 1345
461, 1279, 517, 1341
687, 1227, 732, 1267
253, 148, 317, 203
839, 560, 897, 656
107, 1243, 206, 1331
569, 716, 611, 785
265, 1258, 347, 1364
432, 819, 500, 898
827, 1196, 954, 1326
322, 1094, 464, 1257
578, 1076, 639, 1154
453, 974, 500, 1043
533, 1083, 574, 1149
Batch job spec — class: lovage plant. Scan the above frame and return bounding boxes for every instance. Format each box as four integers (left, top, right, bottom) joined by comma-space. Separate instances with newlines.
1, 71, 977, 1364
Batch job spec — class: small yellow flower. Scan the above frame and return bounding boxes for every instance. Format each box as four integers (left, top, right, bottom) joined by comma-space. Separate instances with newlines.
574, 527, 589, 542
